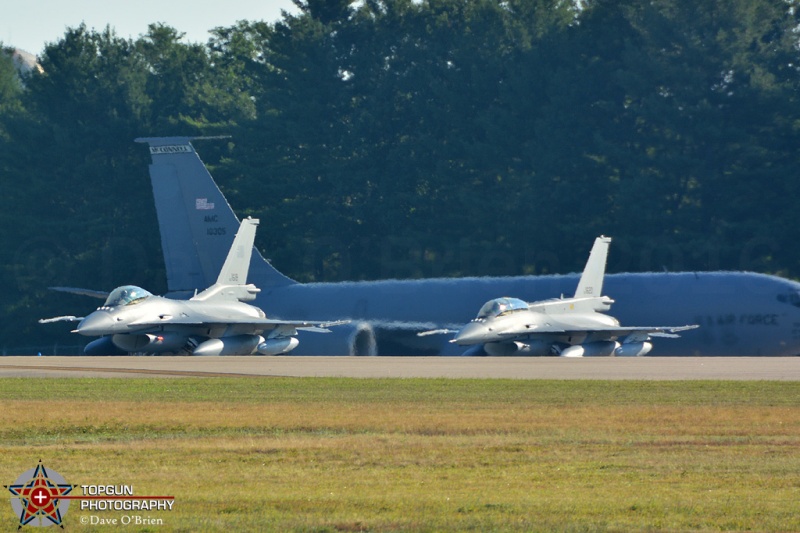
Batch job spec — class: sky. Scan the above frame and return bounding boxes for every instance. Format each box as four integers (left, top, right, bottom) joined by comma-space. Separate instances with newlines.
3, 0, 299, 55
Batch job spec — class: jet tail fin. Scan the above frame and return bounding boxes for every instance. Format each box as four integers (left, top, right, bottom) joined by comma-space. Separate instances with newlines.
216, 216, 258, 287
574, 236, 612, 299
135, 137, 296, 295
192, 217, 261, 302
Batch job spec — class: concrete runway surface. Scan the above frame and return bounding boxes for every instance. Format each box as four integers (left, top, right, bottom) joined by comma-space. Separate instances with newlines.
0, 356, 797, 379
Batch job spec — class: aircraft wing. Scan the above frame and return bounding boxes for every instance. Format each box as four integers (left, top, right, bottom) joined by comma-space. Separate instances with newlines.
618, 325, 700, 339
296, 320, 351, 332
127, 316, 349, 333
518, 324, 698, 339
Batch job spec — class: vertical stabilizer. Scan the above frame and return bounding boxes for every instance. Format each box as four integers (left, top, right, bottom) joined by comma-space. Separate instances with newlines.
192, 217, 261, 302
217, 217, 258, 286
135, 137, 296, 293
574, 236, 612, 298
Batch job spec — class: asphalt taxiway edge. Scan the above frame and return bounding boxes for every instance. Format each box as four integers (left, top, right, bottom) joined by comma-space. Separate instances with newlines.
0, 356, 797, 379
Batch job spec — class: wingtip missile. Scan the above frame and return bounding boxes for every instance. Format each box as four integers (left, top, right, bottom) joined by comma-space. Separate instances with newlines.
38, 315, 85, 324
417, 328, 458, 337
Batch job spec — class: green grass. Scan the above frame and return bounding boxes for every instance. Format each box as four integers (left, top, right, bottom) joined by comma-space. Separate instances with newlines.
1, 379, 798, 531
1, 377, 797, 405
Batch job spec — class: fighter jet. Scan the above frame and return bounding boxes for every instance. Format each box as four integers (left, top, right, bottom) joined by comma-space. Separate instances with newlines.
40, 217, 346, 355
421, 237, 698, 356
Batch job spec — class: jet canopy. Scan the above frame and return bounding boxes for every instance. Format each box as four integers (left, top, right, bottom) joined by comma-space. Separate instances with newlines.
476, 297, 529, 319
103, 285, 152, 307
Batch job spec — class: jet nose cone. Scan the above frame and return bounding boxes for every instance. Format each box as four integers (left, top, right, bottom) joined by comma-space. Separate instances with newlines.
75, 312, 115, 336
454, 322, 489, 346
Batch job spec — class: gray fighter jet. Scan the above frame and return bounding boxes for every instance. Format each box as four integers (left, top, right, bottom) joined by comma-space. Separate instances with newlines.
41, 218, 346, 355
421, 237, 697, 356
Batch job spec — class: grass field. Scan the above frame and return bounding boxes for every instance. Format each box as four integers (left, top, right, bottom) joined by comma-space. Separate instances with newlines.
1, 378, 798, 532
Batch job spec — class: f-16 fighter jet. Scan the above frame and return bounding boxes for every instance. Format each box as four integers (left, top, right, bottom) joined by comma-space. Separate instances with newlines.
41, 218, 346, 355
421, 237, 697, 356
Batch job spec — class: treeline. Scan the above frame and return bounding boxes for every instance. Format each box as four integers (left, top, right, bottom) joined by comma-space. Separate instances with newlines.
1, 0, 799, 351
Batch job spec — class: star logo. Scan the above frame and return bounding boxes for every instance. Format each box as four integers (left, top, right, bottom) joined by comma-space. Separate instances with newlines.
6, 461, 75, 529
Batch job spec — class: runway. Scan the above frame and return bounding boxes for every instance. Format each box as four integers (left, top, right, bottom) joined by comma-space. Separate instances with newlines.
0, 356, 798, 379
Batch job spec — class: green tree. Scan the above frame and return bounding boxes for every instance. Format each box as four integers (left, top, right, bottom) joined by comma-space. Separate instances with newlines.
578, 0, 800, 272
0, 46, 23, 112
217, 0, 580, 280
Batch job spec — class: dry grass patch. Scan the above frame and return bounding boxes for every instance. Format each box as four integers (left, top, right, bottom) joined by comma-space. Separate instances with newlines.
0, 378, 798, 531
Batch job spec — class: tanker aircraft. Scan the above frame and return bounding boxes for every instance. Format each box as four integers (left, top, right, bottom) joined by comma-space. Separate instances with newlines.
133, 136, 800, 356
421, 236, 698, 356
41, 218, 345, 355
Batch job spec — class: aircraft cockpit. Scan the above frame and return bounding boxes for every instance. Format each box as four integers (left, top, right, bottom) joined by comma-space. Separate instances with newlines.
476, 297, 529, 320
104, 285, 153, 307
